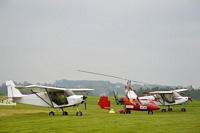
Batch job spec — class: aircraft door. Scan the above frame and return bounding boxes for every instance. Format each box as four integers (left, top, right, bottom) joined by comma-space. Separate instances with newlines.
163, 93, 175, 103
50, 91, 68, 105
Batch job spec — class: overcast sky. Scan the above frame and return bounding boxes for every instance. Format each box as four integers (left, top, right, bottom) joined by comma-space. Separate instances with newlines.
0, 0, 200, 88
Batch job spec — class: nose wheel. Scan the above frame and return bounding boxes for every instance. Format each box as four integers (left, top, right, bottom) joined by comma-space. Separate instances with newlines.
75, 106, 83, 116
76, 111, 82, 116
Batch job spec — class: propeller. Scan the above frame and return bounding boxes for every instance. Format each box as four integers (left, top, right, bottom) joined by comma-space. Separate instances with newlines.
187, 90, 192, 102
188, 96, 192, 102
113, 91, 119, 105
113, 91, 124, 105
83, 95, 87, 110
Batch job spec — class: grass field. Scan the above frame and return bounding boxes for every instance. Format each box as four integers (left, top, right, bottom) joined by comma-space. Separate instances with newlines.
0, 96, 200, 133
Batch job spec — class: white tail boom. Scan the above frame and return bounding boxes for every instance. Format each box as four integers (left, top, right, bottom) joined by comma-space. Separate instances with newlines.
6, 80, 23, 98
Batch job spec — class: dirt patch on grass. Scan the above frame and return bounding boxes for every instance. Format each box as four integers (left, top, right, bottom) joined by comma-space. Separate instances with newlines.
0, 109, 48, 116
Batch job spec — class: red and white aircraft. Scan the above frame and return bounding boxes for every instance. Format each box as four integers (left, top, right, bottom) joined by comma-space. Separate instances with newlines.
6, 80, 94, 116
98, 84, 160, 114
79, 70, 160, 114
139, 89, 192, 112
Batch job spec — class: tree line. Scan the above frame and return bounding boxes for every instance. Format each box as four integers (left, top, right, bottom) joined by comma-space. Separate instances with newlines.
0, 79, 199, 99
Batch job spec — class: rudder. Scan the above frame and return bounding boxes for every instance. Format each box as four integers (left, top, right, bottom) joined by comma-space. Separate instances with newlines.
6, 80, 23, 98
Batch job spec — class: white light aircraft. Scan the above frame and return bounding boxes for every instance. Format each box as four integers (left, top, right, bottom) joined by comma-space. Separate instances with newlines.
5, 80, 94, 116
139, 89, 192, 112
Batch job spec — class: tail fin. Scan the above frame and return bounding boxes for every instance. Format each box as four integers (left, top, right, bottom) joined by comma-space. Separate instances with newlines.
98, 96, 110, 109
5, 80, 23, 98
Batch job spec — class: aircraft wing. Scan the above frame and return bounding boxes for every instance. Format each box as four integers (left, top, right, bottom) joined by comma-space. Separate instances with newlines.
173, 89, 188, 92
16, 85, 94, 93
144, 91, 173, 95
15, 85, 67, 92
69, 88, 94, 92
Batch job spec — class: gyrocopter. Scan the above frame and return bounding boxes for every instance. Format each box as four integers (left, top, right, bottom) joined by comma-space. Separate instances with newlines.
78, 70, 160, 115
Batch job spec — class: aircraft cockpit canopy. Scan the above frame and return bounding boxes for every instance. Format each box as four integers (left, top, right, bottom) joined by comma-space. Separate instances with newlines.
172, 91, 181, 97
65, 89, 75, 96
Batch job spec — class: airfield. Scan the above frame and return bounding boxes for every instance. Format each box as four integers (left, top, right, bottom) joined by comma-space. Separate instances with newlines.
0, 96, 200, 133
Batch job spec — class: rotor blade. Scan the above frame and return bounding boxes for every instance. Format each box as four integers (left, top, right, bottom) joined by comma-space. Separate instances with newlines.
79, 70, 152, 86
78, 70, 129, 81
131, 80, 151, 85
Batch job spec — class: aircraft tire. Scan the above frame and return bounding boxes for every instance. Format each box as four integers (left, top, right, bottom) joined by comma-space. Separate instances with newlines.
63, 111, 68, 115
148, 110, 153, 115
162, 109, 166, 112
76, 111, 82, 116
168, 108, 173, 111
126, 111, 131, 114
181, 108, 186, 112
49, 111, 55, 116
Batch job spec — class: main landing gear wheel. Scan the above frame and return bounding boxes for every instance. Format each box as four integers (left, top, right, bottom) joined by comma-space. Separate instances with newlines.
49, 111, 55, 116
148, 110, 153, 115
162, 109, 166, 112
62, 111, 68, 115
181, 108, 186, 112
126, 111, 131, 114
76, 111, 82, 116
168, 108, 173, 111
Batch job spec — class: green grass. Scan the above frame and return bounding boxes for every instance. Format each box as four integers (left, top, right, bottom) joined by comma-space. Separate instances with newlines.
0, 96, 200, 133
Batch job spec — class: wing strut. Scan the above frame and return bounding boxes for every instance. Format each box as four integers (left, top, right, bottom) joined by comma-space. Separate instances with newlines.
30, 89, 54, 108
45, 88, 55, 108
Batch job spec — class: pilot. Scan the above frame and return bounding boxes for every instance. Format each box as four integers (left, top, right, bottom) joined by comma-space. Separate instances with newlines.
156, 94, 161, 99
129, 98, 137, 105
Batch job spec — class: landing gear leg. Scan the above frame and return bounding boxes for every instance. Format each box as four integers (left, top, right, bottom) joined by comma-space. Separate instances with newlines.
75, 106, 82, 116
60, 108, 68, 115
168, 106, 173, 111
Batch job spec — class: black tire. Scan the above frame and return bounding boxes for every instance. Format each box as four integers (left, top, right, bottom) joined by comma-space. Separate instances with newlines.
126, 111, 131, 114
63, 111, 68, 115
148, 110, 153, 115
168, 108, 173, 111
181, 108, 186, 112
49, 111, 55, 116
76, 111, 82, 116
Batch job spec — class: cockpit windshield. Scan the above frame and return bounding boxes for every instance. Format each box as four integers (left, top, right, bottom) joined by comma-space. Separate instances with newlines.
65, 90, 75, 96
173, 91, 181, 97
